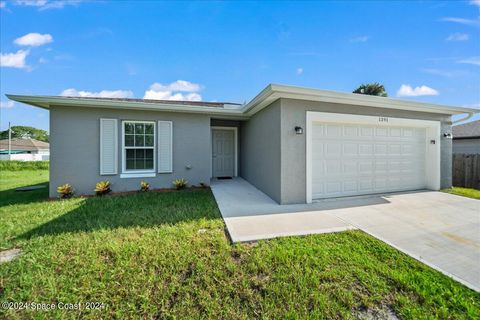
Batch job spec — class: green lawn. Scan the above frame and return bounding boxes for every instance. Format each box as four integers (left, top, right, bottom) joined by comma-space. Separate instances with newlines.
1, 167, 479, 319
442, 187, 480, 200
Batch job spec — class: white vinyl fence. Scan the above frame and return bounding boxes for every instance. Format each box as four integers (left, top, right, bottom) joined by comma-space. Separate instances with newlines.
0, 154, 49, 161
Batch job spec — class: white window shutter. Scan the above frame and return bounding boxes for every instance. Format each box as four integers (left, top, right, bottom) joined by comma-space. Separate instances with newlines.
100, 118, 118, 175
158, 121, 173, 173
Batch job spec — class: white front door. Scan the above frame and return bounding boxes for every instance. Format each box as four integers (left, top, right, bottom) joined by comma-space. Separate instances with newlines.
311, 122, 427, 199
212, 129, 235, 178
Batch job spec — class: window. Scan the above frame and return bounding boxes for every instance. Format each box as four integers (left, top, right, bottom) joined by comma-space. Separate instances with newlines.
123, 121, 155, 172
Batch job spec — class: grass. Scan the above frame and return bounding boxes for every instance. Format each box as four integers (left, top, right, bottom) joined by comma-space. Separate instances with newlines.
1, 168, 479, 319
442, 187, 480, 200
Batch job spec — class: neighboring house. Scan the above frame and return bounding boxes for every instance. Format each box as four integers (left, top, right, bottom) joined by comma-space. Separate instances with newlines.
452, 120, 480, 154
0, 138, 50, 161
7, 84, 478, 203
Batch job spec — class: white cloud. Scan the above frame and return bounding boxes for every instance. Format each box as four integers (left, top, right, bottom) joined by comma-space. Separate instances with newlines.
441, 17, 480, 27
0, 101, 14, 109
446, 33, 469, 41
470, 0, 480, 7
60, 88, 134, 98
15, 0, 81, 10
296, 68, 303, 75
396, 84, 439, 97
0, 50, 29, 69
457, 56, 480, 66
148, 80, 201, 93
0, 2, 6, 9
350, 36, 370, 43
14, 33, 53, 47
143, 80, 202, 101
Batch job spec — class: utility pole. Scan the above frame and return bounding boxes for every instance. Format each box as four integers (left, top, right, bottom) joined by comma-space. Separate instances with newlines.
8, 122, 12, 156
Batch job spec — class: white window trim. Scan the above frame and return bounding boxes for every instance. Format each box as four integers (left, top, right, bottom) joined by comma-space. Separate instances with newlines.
305, 111, 441, 203
121, 120, 156, 175
158, 120, 173, 173
100, 118, 118, 175
210, 126, 238, 177
120, 172, 156, 179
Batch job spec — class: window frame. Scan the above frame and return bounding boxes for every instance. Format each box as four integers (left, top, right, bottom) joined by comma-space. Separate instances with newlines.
121, 120, 156, 174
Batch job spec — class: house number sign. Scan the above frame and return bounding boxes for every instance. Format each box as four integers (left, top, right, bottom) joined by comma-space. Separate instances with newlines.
378, 117, 389, 122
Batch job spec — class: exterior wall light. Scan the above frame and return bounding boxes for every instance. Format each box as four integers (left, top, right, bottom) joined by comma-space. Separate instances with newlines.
295, 126, 303, 134
443, 133, 453, 139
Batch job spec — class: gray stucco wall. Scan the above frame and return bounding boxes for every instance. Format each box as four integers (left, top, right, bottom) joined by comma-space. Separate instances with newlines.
240, 100, 281, 202
279, 98, 453, 204
49, 106, 212, 197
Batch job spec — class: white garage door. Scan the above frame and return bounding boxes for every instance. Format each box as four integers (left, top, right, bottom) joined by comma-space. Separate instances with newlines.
312, 122, 427, 199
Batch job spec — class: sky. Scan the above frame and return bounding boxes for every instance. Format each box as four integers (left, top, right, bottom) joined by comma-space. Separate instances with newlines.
1, 0, 479, 132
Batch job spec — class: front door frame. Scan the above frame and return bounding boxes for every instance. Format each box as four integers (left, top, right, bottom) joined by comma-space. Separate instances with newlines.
211, 126, 238, 178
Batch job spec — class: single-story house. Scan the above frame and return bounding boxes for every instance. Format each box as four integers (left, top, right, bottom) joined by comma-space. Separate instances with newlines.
452, 120, 480, 154
0, 138, 50, 161
7, 84, 478, 203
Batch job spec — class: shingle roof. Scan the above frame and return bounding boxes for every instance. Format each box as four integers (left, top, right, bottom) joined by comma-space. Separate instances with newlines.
0, 138, 50, 151
452, 120, 480, 139
59, 96, 241, 108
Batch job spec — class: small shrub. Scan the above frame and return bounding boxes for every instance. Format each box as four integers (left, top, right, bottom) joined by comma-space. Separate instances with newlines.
0, 160, 49, 171
173, 178, 188, 190
57, 183, 74, 199
94, 181, 111, 196
140, 180, 150, 192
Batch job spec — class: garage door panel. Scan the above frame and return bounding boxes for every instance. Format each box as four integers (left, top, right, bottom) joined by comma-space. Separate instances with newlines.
375, 127, 388, 137
359, 144, 374, 156
325, 142, 341, 156
312, 122, 427, 199
343, 143, 358, 156
343, 161, 357, 174
326, 124, 342, 137
343, 126, 359, 136
360, 127, 374, 137
325, 160, 341, 174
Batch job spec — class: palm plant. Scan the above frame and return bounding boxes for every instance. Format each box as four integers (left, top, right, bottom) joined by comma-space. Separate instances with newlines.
353, 83, 388, 97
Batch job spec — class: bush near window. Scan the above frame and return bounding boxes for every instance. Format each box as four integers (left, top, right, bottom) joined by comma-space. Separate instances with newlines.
94, 181, 111, 196
140, 180, 150, 192
173, 178, 188, 190
56, 183, 74, 199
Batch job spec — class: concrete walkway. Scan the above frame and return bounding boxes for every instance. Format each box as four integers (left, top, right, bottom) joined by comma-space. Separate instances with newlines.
210, 177, 480, 292
210, 178, 357, 242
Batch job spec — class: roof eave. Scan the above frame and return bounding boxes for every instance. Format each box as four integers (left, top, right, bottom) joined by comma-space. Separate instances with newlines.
242, 84, 479, 116
6, 94, 249, 120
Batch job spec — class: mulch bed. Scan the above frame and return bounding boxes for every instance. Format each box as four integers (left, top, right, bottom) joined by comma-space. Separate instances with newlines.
50, 186, 210, 200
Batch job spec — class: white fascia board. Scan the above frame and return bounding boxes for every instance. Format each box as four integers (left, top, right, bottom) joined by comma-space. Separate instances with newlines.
242, 84, 479, 116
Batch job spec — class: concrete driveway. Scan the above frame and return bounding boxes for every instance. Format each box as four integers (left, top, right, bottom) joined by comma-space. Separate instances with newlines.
211, 178, 480, 292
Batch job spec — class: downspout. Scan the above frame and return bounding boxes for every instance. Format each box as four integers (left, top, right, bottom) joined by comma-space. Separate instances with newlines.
452, 112, 474, 125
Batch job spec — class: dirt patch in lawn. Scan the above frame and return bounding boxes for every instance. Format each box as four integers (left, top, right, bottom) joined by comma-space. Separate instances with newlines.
354, 305, 399, 320
0, 248, 22, 264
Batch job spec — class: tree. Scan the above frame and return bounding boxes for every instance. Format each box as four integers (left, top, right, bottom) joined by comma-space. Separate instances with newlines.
353, 83, 388, 97
0, 126, 49, 142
